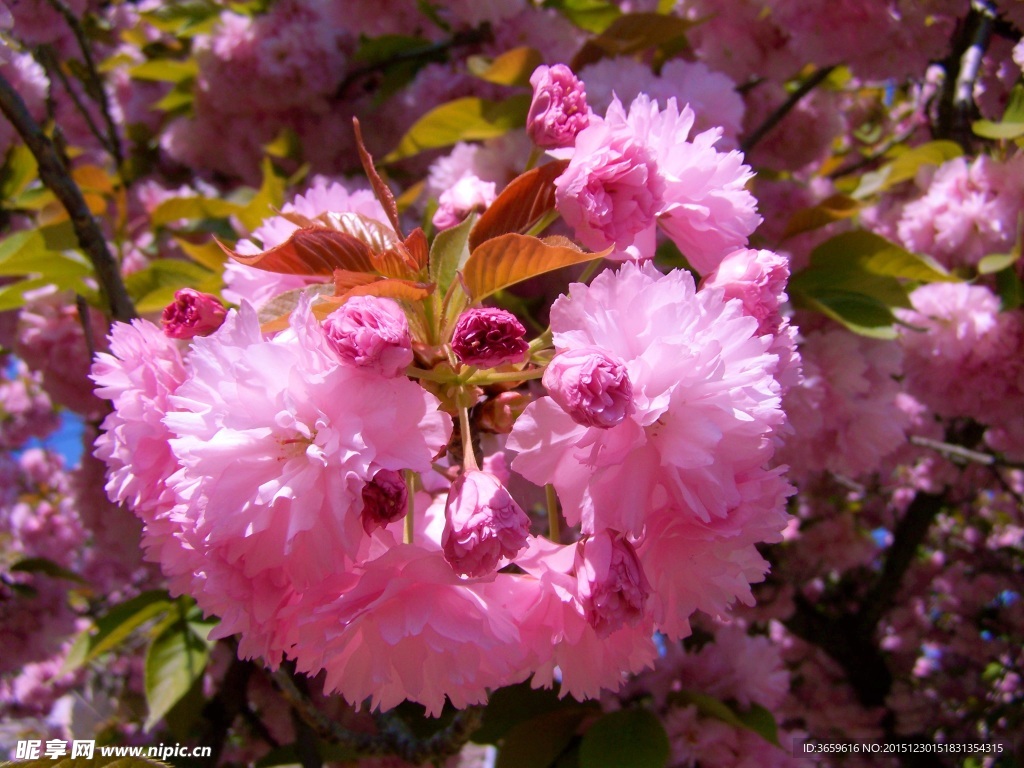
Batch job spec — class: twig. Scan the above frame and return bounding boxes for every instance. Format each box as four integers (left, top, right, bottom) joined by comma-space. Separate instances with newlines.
740, 65, 837, 153
43, 0, 124, 168
0, 71, 136, 321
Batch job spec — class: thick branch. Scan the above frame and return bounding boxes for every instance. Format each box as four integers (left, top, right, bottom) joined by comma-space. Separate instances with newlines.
0, 72, 136, 321
934, 0, 997, 150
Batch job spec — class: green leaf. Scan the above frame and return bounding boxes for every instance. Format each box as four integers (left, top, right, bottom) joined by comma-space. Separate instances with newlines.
853, 141, 963, 198
808, 231, 956, 283
781, 193, 860, 240
669, 691, 783, 749
124, 258, 222, 313
384, 95, 531, 163
496, 708, 591, 768
996, 266, 1023, 311
475, 681, 590, 744
973, 83, 1024, 139
578, 708, 669, 768
150, 196, 245, 228
144, 601, 215, 731
1, 143, 39, 199
236, 158, 287, 232
462, 233, 607, 302
467, 47, 544, 87
545, 0, 623, 34
571, 12, 696, 70
429, 211, 476, 300
10, 557, 86, 584
977, 252, 1018, 275
799, 289, 900, 339
63, 590, 173, 673
128, 59, 198, 83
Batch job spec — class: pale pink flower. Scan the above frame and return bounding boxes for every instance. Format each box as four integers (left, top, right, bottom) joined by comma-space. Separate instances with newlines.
574, 530, 650, 638
293, 546, 527, 716
702, 248, 790, 336
441, 470, 531, 577
451, 308, 529, 368
322, 296, 413, 377
542, 346, 634, 429
162, 288, 227, 339
164, 299, 452, 588
432, 174, 497, 231
510, 261, 786, 537
527, 64, 590, 149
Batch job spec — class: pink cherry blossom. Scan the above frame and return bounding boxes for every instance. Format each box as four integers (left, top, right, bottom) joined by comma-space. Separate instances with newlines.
441, 470, 531, 577
322, 295, 413, 377
574, 530, 650, 638
162, 288, 227, 339
542, 346, 634, 429
527, 63, 590, 149
432, 174, 497, 231
451, 308, 529, 368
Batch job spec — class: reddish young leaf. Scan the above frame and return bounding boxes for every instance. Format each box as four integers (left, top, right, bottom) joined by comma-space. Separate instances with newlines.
374, 227, 429, 278
461, 233, 609, 301
353, 118, 403, 238
218, 228, 376, 276
469, 160, 568, 251
314, 277, 434, 320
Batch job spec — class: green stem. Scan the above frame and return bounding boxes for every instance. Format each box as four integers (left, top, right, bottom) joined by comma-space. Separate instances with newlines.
523, 146, 543, 172
405, 366, 450, 383
545, 484, 560, 543
403, 470, 415, 545
576, 258, 604, 286
465, 367, 546, 385
523, 208, 559, 238
459, 402, 479, 471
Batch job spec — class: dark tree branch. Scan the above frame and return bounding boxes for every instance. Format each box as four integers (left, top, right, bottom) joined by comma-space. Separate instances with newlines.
270, 665, 482, 765
740, 65, 837, 153
43, 0, 124, 168
35, 45, 116, 163
0, 72, 136, 322
934, 0, 997, 150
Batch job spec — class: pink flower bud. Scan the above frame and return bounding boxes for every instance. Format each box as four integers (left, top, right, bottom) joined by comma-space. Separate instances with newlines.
702, 248, 790, 335
451, 307, 529, 368
575, 530, 650, 638
432, 174, 497, 231
161, 288, 227, 339
527, 64, 590, 149
360, 469, 408, 534
442, 470, 531, 577
322, 296, 413, 377
543, 346, 634, 428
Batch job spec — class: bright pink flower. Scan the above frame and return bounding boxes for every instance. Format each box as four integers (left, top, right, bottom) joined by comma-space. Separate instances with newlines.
441, 470, 531, 577
360, 469, 408, 535
527, 63, 590, 149
702, 248, 790, 335
510, 261, 786, 536
162, 288, 227, 339
575, 530, 650, 638
542, 346, 634, 428
164, 299, 452, 587
432, 174, 497, 230
293, 546, 527, 716
322, 296, 413, 377
451, 307, 529, 368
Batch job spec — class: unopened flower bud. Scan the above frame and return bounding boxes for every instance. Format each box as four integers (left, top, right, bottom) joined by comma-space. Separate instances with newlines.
323, 296, 413, 377
442, 470, 531, 577
360, 469, 408, 534
451, 308, 528, 368
162, 288, 227, 339
702, 248, 790, 335
575, 530, 650, 638
543, 346, 633, 428
527, 64, 590, 149
432, 174, 497, 231
478, 390, 532, 433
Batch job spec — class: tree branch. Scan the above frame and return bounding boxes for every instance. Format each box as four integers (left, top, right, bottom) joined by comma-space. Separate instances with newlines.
740, 66, 837, 153
0, 71, 136, 322
934, 0, 997, 150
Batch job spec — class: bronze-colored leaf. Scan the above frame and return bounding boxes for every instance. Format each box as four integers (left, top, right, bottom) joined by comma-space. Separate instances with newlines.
461, 233, 608, 301
571, 12, 696, 70
353, 118, 404, 237
218, 227, 376, 276
333, 269, 385, 294
469, 160, 568, 251
374, 227, 429, 279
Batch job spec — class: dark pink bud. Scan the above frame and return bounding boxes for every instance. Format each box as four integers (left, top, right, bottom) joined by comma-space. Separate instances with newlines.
575, 530, 650, 638
162, 288, 227, 339
527, 64, 590, 149
360, 469, 408, 534
451, 307, 529, 368
442, 470, 531, 577
323, 296, 413, 377
543, 346, 634, 428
